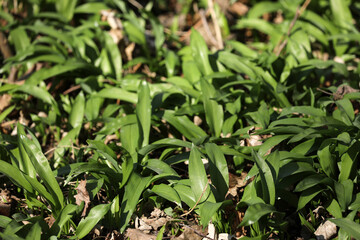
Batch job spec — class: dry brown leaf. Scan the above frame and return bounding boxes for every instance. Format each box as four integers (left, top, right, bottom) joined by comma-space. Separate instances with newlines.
228, 172, 248, 197
0, 94, 11, 112
74, 179, 90, 217
125, 228, 156, 240
314, 220, 337, 240
0, 189, 11, 217
334, 85, 359, 100
229, 2, 249, 16
172, 225, 207, 240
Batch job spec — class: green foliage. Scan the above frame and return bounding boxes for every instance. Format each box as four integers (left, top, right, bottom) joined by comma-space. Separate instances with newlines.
0, 0, 360, 238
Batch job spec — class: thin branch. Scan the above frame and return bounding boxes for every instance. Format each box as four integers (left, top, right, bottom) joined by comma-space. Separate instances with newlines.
180, 181, 209, 218
199, 9, 218, 47
44, 145, 82, 155
207, 0, 223, 49
274, 0, 312, 56
177, 222, 214, 240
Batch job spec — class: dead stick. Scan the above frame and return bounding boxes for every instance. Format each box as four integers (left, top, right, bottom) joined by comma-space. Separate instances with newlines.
178, 222, 215, 240
274, 0, 312, 56
180, 181, 209, 218
208, 0, 223, 49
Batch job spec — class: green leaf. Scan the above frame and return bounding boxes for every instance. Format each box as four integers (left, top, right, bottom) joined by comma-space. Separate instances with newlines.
201, 78, 223, 137
329, 218, 360, 240
336, 99, 355, 121
25, 221, 41, 240
139, 138, 192, 156
69, 91, 85, 129
239, 203, 277, 227
75, 2, 109, 13
137, 81, 151, 148
0, 160, 33, 193
17, 124, 64, 211
56, 0, 77, 21
152, 184, 182, 206
162, 110, 207, 142
50, 204, 77, 236
330, 0, 353, 31
326, 199, 342, 219
104, 32, 122, 80
297, 185, 324, 210
205, 143, 229, 200
252, 150, 275, 205
188, 147, 211, 204
76, 204, 111, 239
318, 144, 337, 179
279, 106, 326, 117
95, 87, 137, 104
190, 29, 212, 76
119, 173, 152, 233
199, 201, 223, 227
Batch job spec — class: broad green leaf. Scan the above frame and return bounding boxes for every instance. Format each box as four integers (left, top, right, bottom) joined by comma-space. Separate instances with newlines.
75, 2, 109, 13
252, 150, 275, 205
205, 143, 229, 200
54, 127, 81, 168
335, 180, 353, 211
26, 61, 96, 85
297, 185, 324, 210
0, 105, 15, 123
95, 87, 137, 103
336, 99, 355, 121
56, 0, 77, 21
258, 135, 291, 156
162, 110, 207, 142
25, 221, 41, 240
173, 183, 196, 208
10, 27, 30, 54
279, 106, 325, 117
137, 81, 151, 148
294, 174, 327, 192
104, 32, 122, 80
318, 144, 337, 179
330, 218, 360, 240
145, 159, 180, 180
199, 202, 223, 227
139, 138, 192, 156
188, 147, 211, 203
17, 124, 64, 210
0, 160, 33, 193
326, 199, 342, 219
247, 1, 282, 18
152, 184, 181, 206
120, 123, 139, 162
330, 0, 353, 31
201, 78, 223, 137
190, 29, 213, 76
50, 204, 77, 237
239, 203, 277, 227
217, 52, 256, 79
338, 153, 353, 182
69, 91, 85, 129
76, 204, 111, 239
235, 19, 281, 43
120, 173, 152, 233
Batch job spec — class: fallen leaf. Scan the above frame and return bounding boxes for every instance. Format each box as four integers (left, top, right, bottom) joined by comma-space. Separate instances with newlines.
74, 179, 91, 217
228, 172, 248, 198
0, 189, 11, 217
172, 224, 207, 240
0, 94, 11, 112
229, 2, 249, 16
333, 85, 359, 100
125, 228, 156, 240
314, 220, 337, 240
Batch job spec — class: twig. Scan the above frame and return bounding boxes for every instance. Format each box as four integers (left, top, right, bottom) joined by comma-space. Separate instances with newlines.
199, 10, 218, 47
44, 145, 82, 155
316, 87, 333, 96
0, 31, 17, 83
274, 0, 312, 56
177, 222, 214, 240
180, 181, 209, 218
128, 0, 143, 9
207, 0, 223, 49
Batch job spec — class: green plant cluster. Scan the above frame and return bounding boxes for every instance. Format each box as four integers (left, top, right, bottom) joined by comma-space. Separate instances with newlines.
0, 0, 360, 239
